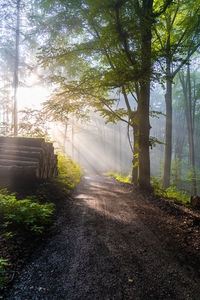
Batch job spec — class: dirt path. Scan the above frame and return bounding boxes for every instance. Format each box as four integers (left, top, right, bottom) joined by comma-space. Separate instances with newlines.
5, 175, 200, 299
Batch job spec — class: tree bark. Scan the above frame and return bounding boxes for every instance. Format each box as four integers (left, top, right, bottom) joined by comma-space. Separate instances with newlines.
71, 118, 74, 160
13, 0, 20, 136
63, 121, 68, 153
163, 63, 172, 188
137, 82, 151, 188
132, 123, 138, 183
137, 0, 152, 189
179, 66, 197, 195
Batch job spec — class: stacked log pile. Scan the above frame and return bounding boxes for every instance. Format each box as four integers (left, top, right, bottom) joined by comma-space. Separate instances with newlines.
0, 137, 58, 186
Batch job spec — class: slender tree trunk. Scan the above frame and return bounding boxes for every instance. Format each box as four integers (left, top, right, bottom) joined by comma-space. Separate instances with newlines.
132, 123, 138, 183
179, 67, 197, 194
13, 0, 20, 136
163, 63, 172, 188
63, 121, 68, 153
187, 66, 196, 195
113, 125, 117, 172
119, 125, 122, 174
137, 82, 151, 188
71, 119, 74, 160
137, 1, 152, 189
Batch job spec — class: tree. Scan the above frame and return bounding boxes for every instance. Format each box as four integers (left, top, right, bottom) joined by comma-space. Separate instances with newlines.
153, 0, 200, 188
18, 108, 50, 138
179, 63, 199, 194
13, 0, 21, 136
33, 0, 174, 189
0, 0, 38, 136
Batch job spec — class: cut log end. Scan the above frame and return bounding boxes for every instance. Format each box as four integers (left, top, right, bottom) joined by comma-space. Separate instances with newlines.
0, 137, 58, 187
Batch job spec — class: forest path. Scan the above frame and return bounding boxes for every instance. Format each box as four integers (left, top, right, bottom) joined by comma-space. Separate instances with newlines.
5, 175, 200, 299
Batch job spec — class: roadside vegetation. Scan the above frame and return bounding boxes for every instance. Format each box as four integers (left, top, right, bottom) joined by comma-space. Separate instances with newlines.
106, 172, 131, 184
0, 154, 82, 288
151, 177, 190, 206
107, 167, 191, 206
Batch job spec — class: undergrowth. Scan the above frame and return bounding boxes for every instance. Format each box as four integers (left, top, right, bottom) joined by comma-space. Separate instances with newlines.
105, 171, 190, 206
55, 154, 82, 192
105, 172, 131, 183
151, 177, 190, 205
0, 154, 82, 288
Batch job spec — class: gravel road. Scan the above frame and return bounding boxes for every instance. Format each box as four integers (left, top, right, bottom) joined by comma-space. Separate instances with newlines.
5, 175, 200, 299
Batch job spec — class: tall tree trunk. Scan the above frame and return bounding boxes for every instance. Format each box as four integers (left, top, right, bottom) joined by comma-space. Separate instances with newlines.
163, 62, 172, 188
13, 0, 20, 136
71, 119, 74, 160
118, 125, 122, 174
113, 125, 117, 172
132, 123, 138, 183
137, 1, 152, 189
137, 82, 150, 188
63, 121, 68, 153
187, 66, 196, 195
122, 86, 138, 181
179, 66, 197, 195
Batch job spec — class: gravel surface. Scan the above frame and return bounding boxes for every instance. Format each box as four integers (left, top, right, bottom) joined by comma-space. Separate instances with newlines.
4, 175, 200, 299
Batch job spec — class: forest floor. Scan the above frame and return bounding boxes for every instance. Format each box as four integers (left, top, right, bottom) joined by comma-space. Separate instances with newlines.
3, 175, 200, 300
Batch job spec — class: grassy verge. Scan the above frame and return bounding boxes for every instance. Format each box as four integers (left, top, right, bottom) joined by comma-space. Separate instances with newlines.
0, 154, 82, 288
105, 172, 131, 183
151, 177, 190, 206
105, 172, 190, 206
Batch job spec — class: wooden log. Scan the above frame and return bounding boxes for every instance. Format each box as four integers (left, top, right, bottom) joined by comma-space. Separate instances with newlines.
0, 154, 39, 162
0, 149, 43, 159
0, 144, 45, 154
0, 165, 39, 179
0, 159, 39, 167
0, 136, 45, 147
0, 137, 58, 184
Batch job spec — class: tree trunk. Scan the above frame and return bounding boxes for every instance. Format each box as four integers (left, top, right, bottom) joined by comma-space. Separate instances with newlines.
163, 68, 172, 188
63, 121, 68, 153
13, 0, 20, 136
132, 123, 138, 183
118, 125, 122, 174
179, 67, 197, 195
137, 82, 150, 188
71, 118, 74, 160
137, 1, 152, 189
187, 66, 196, 195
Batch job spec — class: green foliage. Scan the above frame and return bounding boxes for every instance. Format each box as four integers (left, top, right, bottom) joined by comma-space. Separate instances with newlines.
165, 186, 190, 205
55, 154, 82, 192
106, 172, 131, 183
149, 136, 165, 148
171, 157, 182, 186
0, 258, 8, 288
186, 168, 197, 183
0, 191, 54, 234
151, 177, 190, 205
0, 153, 82, 288
18, 108, 50, 138
158, 158, 182, 187
0, 155, 82, 237
151, 157, 190, 205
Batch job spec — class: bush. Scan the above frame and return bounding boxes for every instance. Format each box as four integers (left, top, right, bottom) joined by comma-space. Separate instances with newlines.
151, 177, 190, 205
55, 154, 82, 191
0, 190, 54, 234
0, 258, 8, 288
106, 172, 131, 183
0, 153, 82, 289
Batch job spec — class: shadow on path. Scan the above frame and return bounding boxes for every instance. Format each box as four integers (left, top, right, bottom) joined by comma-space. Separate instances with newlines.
5, 175, 200, 300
